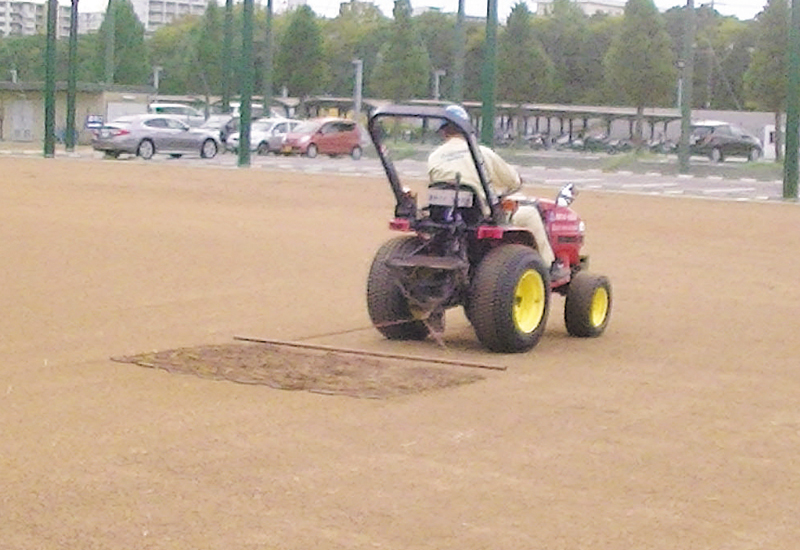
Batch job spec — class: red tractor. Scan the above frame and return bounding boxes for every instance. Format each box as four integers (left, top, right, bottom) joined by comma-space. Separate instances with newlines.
366, 105, 611, 353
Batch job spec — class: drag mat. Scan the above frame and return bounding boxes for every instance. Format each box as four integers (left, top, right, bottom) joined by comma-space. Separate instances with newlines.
112, 342, 485, 399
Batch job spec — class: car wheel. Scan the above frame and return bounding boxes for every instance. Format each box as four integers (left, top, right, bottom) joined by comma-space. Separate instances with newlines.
306, 144, 318, 158
709, 147, 723, 163
467, 244, 551, 353
564, 272, 612, 337
748, 147, 761, 162
351, 145, 362, 160
256, 142, 269, 155
201, 139, 218, 159
137, 139, 155, 160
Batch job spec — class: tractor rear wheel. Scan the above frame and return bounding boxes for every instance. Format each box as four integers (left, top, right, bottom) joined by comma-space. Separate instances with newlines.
564, 272, 612, 337
367, 236, 430, 341
467, 244, 550, 353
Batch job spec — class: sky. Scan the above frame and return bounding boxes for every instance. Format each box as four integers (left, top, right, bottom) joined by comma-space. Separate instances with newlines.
77, 0, 765, 22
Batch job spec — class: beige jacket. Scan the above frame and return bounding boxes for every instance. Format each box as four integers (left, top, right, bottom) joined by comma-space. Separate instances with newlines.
427, 136, 522, 215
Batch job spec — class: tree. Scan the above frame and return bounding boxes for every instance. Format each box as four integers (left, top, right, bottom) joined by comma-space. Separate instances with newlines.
498, 3, 553, 106
533, 0, 590, 104
95, 0, 150, 85
275, 5, 325, 113
369, 0, 430, 102
321, 1, 389, 98
604, 0, 675, 148
415, 10, 458, 100
195, 0, 225, 101
744, 0, 788, 161
148, 19, 201, 94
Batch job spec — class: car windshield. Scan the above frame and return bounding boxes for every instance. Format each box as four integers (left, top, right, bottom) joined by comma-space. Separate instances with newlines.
292, 120, 321, 134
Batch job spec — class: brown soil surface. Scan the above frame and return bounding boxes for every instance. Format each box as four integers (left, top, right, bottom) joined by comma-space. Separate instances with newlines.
2, 154, 800, 550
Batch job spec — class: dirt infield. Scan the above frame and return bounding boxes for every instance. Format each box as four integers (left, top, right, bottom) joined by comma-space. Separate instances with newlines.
2, 155, 800, 549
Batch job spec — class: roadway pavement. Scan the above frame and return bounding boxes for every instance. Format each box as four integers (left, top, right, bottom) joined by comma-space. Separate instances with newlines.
2, 144, 796, 203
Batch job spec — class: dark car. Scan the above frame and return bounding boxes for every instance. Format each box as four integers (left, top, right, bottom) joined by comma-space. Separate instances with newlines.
281, 117, 363, 159
690, 120, 762, 162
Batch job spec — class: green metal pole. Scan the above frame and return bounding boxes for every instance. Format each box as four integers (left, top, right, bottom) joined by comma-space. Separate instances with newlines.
238, 0, 254, 167
263, 0, 273, 117
66, 0, 79, 152
784, 0, 800, 199
479, 0, 497, 146
678, 0, 695, 174
43, 0, 57, 158
222, 0, 233, 113
452, 0, 465, 103
104, 0, 115, 84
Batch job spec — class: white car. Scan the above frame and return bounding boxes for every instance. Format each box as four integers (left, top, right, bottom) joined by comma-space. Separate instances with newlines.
148, 103, 207, 127
227, 118, 302, 155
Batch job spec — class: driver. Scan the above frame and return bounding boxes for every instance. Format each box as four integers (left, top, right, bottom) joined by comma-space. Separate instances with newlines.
427, 104, 569, 281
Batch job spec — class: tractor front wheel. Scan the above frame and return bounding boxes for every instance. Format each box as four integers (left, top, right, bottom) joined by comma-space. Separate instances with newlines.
564, 272, 612, 337
467, 244, 550, 353
367, 236, 430, 341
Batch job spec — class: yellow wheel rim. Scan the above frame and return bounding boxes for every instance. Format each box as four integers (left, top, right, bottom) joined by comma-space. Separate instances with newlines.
589, 287, 609, 327
513, 269, 546, 333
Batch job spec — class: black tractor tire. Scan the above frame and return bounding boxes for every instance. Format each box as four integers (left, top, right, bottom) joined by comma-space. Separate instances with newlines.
367, 236, 430, 341
137, 139, 155, 160
564, 272, 612, 338
467, 244, 551, 353
306, 144, 318, 158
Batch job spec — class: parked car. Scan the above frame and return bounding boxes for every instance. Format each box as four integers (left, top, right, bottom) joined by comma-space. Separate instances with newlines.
227, 117, 302, 155
690, 120, 762, 162
148, 102, 206, 127
91, 114, 220, 160
281, 117, 363, 159
200, 114, 239, 147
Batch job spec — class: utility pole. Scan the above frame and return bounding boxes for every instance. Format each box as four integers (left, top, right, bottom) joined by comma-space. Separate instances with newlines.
222, 0, 234, 113
104, 0, 115, 84
353, 59, 363, 121
66, 0, 79, 152
480, 0, 498, 146
452, 0, 465, 102
238, 0, 255, 167
263, 0, 274, 117
678, 0, 695, 174
784, 0, 800, 199
432, 69, 446, 101
44, 0, 57, 158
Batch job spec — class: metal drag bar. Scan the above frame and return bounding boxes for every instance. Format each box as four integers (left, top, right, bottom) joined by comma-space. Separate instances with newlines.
233, 336, 507, 371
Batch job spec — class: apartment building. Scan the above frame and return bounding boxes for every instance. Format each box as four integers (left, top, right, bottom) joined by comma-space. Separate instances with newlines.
128, 0, 208, 33
536, 0, 625, 17
0, 0, 72, 38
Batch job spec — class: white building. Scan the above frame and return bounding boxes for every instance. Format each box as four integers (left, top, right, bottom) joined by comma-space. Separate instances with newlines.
536, 0, 625, 17
128, 0, 208, 33
77, 10, 104, 34
274, 0, 307, 14
0, 0, 72, 38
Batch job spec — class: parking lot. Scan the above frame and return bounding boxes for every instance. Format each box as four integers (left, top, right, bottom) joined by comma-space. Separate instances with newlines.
2, 153, 800, 549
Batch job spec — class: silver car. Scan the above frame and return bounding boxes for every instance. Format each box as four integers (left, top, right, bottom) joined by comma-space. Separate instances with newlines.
227, 117, 302, 155
91, 114, 220, 160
